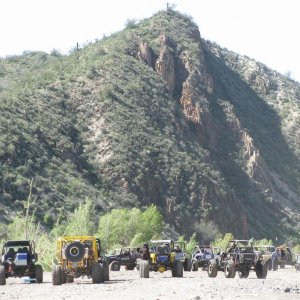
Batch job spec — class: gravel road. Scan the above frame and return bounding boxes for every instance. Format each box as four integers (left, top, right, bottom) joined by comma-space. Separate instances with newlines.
1, 266, 300, 300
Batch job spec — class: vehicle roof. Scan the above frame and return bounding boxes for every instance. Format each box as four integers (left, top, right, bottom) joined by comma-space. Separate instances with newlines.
229, 240, 251, 243
112, 247, 139, 251
150, 239, 173, 244
57, 235, 96, 241
4, 240, 32, 247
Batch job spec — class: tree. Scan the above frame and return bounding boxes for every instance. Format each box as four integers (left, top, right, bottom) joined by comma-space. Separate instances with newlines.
212, 233, 235, 250
98, 205, 164, 251
63, 198, 96, 236
7, 179, 40, 240
177, 233, 198, 256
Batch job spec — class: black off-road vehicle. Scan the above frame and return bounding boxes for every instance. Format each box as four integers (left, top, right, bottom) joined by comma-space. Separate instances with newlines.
106, 247, 141, 271
0, 240, 43, 285
207, 239, 267, 279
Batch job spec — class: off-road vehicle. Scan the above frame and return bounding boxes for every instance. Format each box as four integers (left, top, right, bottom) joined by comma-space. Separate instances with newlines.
0, 240, 43, 285
138, 239, 183, 278
294, 253, 300, 271
52, 235, 109, 285
106, 247, 141, 271
174, 241, 193, 271
276, 245, 294, 269
207, 239, 267, 279
253, 245, 275, 271
192, 245, 221, 271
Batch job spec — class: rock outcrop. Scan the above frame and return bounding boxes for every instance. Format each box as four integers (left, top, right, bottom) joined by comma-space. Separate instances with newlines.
155, 34, 176, 94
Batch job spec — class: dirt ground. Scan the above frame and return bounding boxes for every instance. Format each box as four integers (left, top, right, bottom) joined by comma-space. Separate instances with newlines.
1, 266, 300, 300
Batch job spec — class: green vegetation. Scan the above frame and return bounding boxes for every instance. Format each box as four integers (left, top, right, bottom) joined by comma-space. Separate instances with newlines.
212, 233, 235, 250
0, 201, 164, 270
98, 204, 163, 250
178, 233, 198, 256
1, 8, 300, 242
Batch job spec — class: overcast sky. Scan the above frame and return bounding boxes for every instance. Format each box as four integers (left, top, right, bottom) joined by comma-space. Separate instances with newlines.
1, 0, 299, 82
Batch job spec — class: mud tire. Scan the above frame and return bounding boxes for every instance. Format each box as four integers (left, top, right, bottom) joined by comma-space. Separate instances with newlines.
34, 265, 43, 283
110, 261, 121, 271
207, 260, 218, 278
139, 260, 149, 278
52, 265, 62, 285
0, 266, 6, 285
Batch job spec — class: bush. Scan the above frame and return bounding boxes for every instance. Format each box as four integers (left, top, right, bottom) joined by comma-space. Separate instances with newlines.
98, 204, 164, 251
212, 233, 235, 250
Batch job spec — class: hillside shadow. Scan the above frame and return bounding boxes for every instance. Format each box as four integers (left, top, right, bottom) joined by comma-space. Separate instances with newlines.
204, 45, 300, 191
202, 45, 300, 238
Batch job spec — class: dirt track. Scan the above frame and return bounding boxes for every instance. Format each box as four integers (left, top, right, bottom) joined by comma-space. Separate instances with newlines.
1, 266, 300, 300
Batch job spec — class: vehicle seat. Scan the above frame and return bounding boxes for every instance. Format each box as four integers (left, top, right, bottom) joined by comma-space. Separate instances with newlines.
157, 246, 168, 255
4, 248, 16, 261
22, 247, 29, 253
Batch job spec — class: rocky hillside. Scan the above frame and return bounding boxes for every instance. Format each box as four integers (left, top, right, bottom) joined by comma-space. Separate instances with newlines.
1, 8, 300, 241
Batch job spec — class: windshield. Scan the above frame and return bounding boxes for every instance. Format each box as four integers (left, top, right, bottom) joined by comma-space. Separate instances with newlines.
226, 241, 253, 252
108, 249, 121, 255
254, 246, 274, 253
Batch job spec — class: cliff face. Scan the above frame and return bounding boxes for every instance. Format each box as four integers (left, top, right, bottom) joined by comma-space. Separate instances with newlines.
1, 9, 300, 241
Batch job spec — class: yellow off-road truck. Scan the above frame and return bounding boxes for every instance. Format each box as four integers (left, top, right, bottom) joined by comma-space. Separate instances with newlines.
52, 235, 109, 285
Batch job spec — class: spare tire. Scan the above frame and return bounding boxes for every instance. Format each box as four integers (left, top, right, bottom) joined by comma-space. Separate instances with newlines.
65, 242, 85, 262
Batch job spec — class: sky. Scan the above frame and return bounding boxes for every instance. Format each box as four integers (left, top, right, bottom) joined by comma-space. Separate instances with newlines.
0, 0, 299, 82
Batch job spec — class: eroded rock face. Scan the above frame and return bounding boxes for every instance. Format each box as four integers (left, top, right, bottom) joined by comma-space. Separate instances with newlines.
155, 45, 175, 93
138, 40, 153, 68
179, 43, 213, 146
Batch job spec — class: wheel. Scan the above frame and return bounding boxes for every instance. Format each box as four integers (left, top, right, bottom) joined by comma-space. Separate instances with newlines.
207, 260, 218, 278
238, 268, 249, 278
192, 261, 198, 271
172, 260, 183, 277
65, 242, 85, 262
92, 263, 104, 284
139, 260, 149, 278
34, 265, 43, 283
256, 261, 267, 279
0, 266, 6, 285
109, 261, 121, 271
176, 260, 183, 277
125, 264, 135, 270
184, 258, 192, 271
61, 269, 66, 284
52, 265, 62, 285
66, 275, 74, 283
103, 261, 110, 281
136, 259, 140, 271
224, 260, 236, 278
